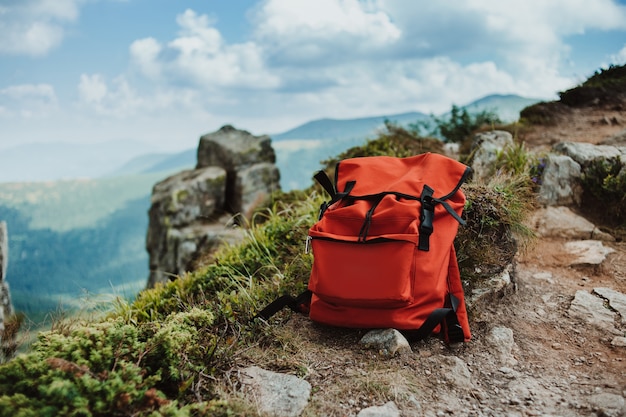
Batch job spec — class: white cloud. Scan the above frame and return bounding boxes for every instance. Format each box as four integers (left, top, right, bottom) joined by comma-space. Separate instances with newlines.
78, 74, 108, 104
611, 44, 626, 65
129, 9, 280, 90
252, 0, 401, 64
0, 83, 58, 117
0, 0, 80, 56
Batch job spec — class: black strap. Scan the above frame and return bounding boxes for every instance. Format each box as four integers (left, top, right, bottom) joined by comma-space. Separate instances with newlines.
401, 294, 464, 345
254, 290, 312, 321
314, 170, 356, 219
418, 186, 435, 251
314, 170, 336, 198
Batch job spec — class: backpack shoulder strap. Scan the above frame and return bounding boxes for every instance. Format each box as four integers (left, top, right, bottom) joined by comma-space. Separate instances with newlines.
253, 290, 312, 321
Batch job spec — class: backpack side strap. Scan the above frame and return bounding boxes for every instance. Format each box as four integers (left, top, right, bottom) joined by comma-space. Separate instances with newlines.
254, 290, 312, 321
400, 293, 465, 345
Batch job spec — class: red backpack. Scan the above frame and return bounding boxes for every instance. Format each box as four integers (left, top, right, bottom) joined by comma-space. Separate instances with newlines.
258, 153, 472, 344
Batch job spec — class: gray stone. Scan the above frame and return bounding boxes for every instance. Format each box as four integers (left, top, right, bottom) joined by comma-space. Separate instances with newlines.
240, 366, 311, 417
588, 392, 625, 417
145, 125, 281, 288
611, 336, 626, 347
537, 154, 582, 206
569, 290, 621, 335
197, 125, 276, 170
593, 287, 626, 324
564, 240, 615, 265
148, 167, 227, 229
553, 141, 624, 167
485, 326, 518, 367
233, 162, 281, 219
359, 328, 412, 356
467, 263, 513, 308
436, 355, 474, 390
531, 206, 614, 241
357, 401, 400, 417
469, 130, 514, 182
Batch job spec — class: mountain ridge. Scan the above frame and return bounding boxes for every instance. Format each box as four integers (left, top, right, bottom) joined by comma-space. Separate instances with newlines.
0, 94, 541, 184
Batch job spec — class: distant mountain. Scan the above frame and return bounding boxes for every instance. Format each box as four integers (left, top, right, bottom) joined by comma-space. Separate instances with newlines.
272, 111, 429, 141
457, 94, 542, 122
108, 149, 196, 177
143, 149, 196, 174
0, 140, 153, 183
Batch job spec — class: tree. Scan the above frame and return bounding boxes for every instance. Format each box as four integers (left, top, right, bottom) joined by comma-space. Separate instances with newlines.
413, 105, 502, 144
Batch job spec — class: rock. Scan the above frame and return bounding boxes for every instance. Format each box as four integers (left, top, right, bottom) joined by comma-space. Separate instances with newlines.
568, 290, 621, 335
553, 141, 626, 168
148, 167, 227, 229
564, 240, 615, 266
197, 125, 280, 217
240, 366, 311, 417
611, 336, 626, 347
145, 125, 281, 287
588, 392, 625, 417
233, 162, 281, 220
436, 355, 474, 390
468, 130, 514, 182
467, 263, 514, 308
485, 326, 518, 367
537, 154, 582, 206
145, 167, 239, 287
593, 287, 626, 324
531, 206, 613, 241
357, 401, 400, 417
359, 329, 412, 356
197, 125, 276, 170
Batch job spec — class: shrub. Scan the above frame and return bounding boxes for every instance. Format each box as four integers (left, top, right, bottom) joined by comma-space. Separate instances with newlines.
415, 105, 502, 144
580, 157, 626, 224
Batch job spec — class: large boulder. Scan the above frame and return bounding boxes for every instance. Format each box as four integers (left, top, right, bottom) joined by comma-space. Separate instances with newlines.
468, 130, 514, 182
146, 126, 281, 288
537, 154, 582, 206
197, 125, 280, 217
552, 141, 626, 168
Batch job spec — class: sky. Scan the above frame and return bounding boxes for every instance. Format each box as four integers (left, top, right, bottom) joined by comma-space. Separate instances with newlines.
1, 0, 626, 153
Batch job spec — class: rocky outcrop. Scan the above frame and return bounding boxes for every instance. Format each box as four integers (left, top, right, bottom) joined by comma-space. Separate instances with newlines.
0, 221, 14, 350
146, 126, 281, 288
538, 141, 626, 206
468, 130, 514, 182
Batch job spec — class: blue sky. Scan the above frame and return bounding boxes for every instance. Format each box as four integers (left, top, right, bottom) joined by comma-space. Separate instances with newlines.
1, 0, 626, 153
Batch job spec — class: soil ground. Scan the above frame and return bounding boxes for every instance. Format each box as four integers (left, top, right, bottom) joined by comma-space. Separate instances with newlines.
230, 103, 626, 416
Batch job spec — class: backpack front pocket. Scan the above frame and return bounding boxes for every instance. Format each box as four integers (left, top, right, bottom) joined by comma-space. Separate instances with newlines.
308, 232, 416, 308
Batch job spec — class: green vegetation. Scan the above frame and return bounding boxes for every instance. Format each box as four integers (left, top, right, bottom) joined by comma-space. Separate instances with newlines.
559, 64, 626, 107
575, 64, 626, 90
412, 104, 502, 144
580, 156, 626, 224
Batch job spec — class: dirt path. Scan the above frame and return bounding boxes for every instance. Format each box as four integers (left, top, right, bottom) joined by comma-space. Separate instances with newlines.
240, 230, 625, 416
